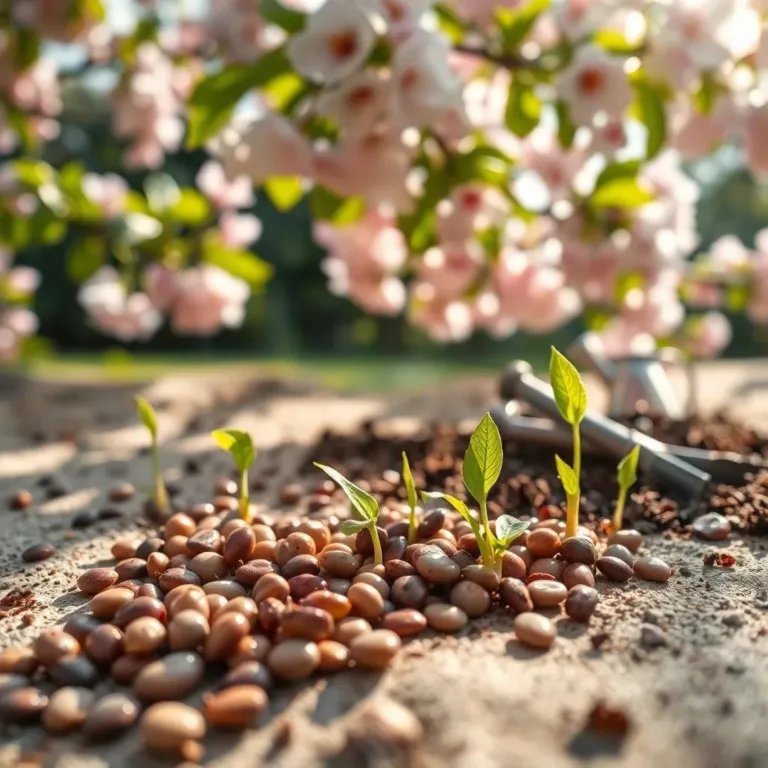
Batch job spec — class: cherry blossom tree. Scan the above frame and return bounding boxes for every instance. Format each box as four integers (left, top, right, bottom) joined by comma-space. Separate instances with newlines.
1, 0, 768, 363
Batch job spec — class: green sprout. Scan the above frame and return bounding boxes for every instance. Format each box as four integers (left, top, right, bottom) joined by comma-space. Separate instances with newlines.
314, 463, 383, 566
402, 451, 419, 544
422, 413, 529, 574
135, 397, 168, 516
549, 347, 587, 539
613, 445, 640, 532
211, 429, 256, 522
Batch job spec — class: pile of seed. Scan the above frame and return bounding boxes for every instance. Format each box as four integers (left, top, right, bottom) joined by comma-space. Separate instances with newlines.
0, 488, 671, 759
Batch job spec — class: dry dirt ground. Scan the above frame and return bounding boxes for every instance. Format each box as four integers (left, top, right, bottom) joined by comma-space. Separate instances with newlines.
0, 362, 767, 768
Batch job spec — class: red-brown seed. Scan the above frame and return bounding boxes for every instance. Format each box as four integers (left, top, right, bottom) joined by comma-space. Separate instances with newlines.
220, 661, 272, 689
596, 556, 634, 582
267, 639, 320, 679
514, 612, 556, 649
352, 572, 390, 599
462, 564, 501, 591
77, 568, 118, 595
257, 597, 285, 634
223, 527, 256, 566
115, 558, 148, 581
85, 624, 124, 666
348, 582, 384, 619
159, 568, 201, 592
385, 559, 416, 579
501, 551, 527, 580
112, 538, 138, 560
251, 573, 290, 604
607, 529, 644, 551
449, 581, 490, 617
204, 685, 267, 727
333, 617, 372, 646
168, 610, 210, 651
123, 617, 167, 655
565, 585, 599, 622
349, 629, 401, 669
417, 509, 445, 539
164, 514, 196, 540
280, 606, 335, 642
603, 544, 634, 566
34, 630, 81, 667
188, 552, 227, 583
499, 578, 533, 613
9, 490, 33, 511
288, 573, 328, 601
187, 529, 222, 554
509, 545, 533, 571
228, 635, 272, 667
281, 554, 320, 580
318, 549, 360, 578
354, 526, 388, 559
317, 640, 350, 672
165, 584, 209, 619
300, 590, 351, 620
560, 536, 597, 565
113, 597, 167, 629
423, 603, 468, 632
382, 609, 427, 637
147, 552, 170, 579
141, 701, 206, 757
22, 543, 56, 562
528, 580, 567, 608
633, 556, 671, 583
234, 559, 279, 587
110, 654, 157, 684
563, 563, 596, 590
526, 528, 561, 559
205, 613, 250, 661
390, 575, 428, 610
298, 520, 331, 552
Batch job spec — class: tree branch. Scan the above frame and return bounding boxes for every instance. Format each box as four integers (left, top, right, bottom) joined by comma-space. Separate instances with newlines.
453, 44, 544, 71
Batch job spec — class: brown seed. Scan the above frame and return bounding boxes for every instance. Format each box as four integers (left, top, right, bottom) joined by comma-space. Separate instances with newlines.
204, 685, 267, 728
205, 612, 250, 661
214, 495, 239, 514
298, 520, 331, 551
134, 652, 204, 701
275, 532, 317, 567
252, 524, 277, 543
607, 528, 644, 551
168, 610, 210, 651
10, 489, 33, 510
326, 577, 352, 596
0, 646, 39, 675
234, 559, 279, 587
565, 585, 599, 622
300, 590, 351, 620
82, 692, 140, 742
509, 544, 534, 571
123, 617, 167, 656
349, 629, 401, 669
77, 568, 118, 595
203, 580, 246, 600
164, 513, 197, 540
159, 567, 201, 592
185, 552, 226, 584
217, 597, 258, 628
165, 584, 209, 619
288, 573, 328, 601
385, 559, 416, 580
111, 538, 137, 560
499, 578, 533, 613
34, 629, 81, 666
528, 580, 567, 608
268, 639, 320, 680
633, 556, 672, 583
114, 579, 143, 595
136, 537, 165, 560
603, 544, 634, 566
187, 529, 222, 555
282, 554, 320, 580
415, 552, 461, 585
251, 573, 290, 604
422, 603, 468, 632
146, 552, 170, 579
390, 575, 428, 610
85, 624, 124, 667
114, 557, 148, 581
417, 509, 445, 539
110, 654, 156, 684
333, 617, 372, 646
223, 527, 256, 566
256, 597, 284, 634
530, 557, 564, 580
113, 596, 167, 628
462, 564, 501, 591
215, 477, 238, 496
141, 701, 206, 757
353, 572, 390, 600
280, 483, 303, 505
309, 640, 346, 672
109, 482, 135, 502
220, 661, 273, 691
280, 606, 334, 643
318, 548, 361, 578
42, 687, 94, 732
563, 563, 596, 590
0, 674, 32, 695
560, 537, 597, 565
382, 609, 427, 637
49, 655, 99, 687
164, 535, 193, 559
597, 556, 634, 582
348, 582, 385, 619
354, 526, 388, 559
457, 534, 480, 556
63, 614, 102, 645
514, 612, 556, 649
0, 687, 48, 723
139, 584, 163, 601
526, 528, 561, 559
22, 543, 55, 562
228, 635, 272, 667
500, 551, 527, 580
449, 580, 490, 617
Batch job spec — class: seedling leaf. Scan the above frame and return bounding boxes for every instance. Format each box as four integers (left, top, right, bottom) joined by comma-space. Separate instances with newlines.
340, 519, 369, 536
555, 454, 579, 496
549, 347, 587, 425
495, 514, 530, 545
402, 451, 417, 512
135, 397, 158, 438
211, 429, 255, 472
314, 463, 378, 522
618, 445, 640, 491
463, 412, 503, 503
421, 491, 482, 541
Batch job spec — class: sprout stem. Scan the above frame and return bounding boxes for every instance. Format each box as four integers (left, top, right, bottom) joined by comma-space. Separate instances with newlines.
239, 467, 251, 522
567, 424, 582, 538
151, 440, 168, 513
369, 521, 383, 566
613, 487, 627, 532
407, 508, 418, 545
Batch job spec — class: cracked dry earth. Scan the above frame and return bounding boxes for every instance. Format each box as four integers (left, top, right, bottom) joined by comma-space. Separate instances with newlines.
0, 366, 767, 768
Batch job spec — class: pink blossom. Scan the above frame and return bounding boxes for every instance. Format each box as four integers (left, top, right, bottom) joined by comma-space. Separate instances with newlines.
436, 185, 510, 245
744, 104, 768, 180
82, 173, 128, 219
444, 0, 524, 27
617, 280, 685, 338
556, 45, 632, 124
143, 265, 180, 313
670, 97, 738, 160
554, 0, 620, 41
208, 0, 264, 63
594, 321, 657, 359
5, 266, 40, 295
685, 311, 732, 358
12, 0, 100, 42
414, 242, 484, 301
219, 212, 262, 248
195, 161, 254, 209
370, 0, 433, 39
560, 240, 621, 303
171, 266, 250, 336
685, 282, 724, 308
348, 275, 407, 315
410, 298, 474, 342
316, 69, 391, 141
589, 118, 626, 156
0, 307, 39, 362
520, 129, 586, 200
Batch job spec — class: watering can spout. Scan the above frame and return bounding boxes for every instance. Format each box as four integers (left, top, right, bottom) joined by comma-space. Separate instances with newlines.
566, 333, 616, 386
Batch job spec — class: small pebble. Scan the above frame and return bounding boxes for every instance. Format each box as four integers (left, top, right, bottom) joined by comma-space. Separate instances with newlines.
110, 482, 136, 502
606, 529, 643, 552
514, 613, 556, 650
21, 543, 55, 562
42, 687, 94, 733
82, 692, 141, 742
692, 513, 731, 541
141, 702, 206, 759
349, 629, 402, 669
203, 686, 267, 728
565, 585, 599, 622
449, 580, 491, 617
423, 603, 468, 632
382, 609, 427, 637
133, 652, 205, 701
596, 556, 634, 582
633, 556, 672, 583
527, 581, 567, 608
640, 623, 667, 649
48, 656, 99, 688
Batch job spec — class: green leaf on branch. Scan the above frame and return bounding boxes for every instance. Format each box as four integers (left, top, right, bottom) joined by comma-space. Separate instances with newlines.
455, 146, 514, 187
631, 78, 667, 159
168, 189, 211, 226
211, 429, 256, 472
186, 48, 291, 149
264, 176, 304, 211
203, 240, 273, 289
555, 454, 579, 496
463, 413, 503, 504
402, 451, 418, 513
260, 0, 306, 33
135, 397, 158, 438
435, 4, 466, 43
505, 77, 541, 138
340, 519, 369, 536
726, 284, 750, 311
495, 514, 530, 545
617, 445, 640, 492
555, 100, 577, 149
310, 187, 365, 225
693, 72, 725, 116
12, 158, 54, 188
549, 346, 587, 425
593, 28, 643, 55
594, 160, 642, 190
421, 491, 482, 541
591, 178, 654, 209
496, 0, 551, 52
13, 29, 41, 69
66, 236, 106, 283
314, 463, 379, 522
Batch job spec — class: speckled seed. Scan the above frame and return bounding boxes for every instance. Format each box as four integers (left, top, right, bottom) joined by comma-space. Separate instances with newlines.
333, 617, 372, 646
280, 607, 335, 642
318, 549, 361, 578
603, 544, 634, 566
300, 590, 351, 620
85, 624, 124, 667
141, 702, 206, 758
449, 580, 491, 617
529, 558, 564, 580
159, 568, 201, 592
134, 652, 205, 701
316, 640, 350, 672
203, 685, 267, 728
385, 559, 416, 580
49, 655, 99, 688
168, 610, 210, 651
422, 603, 467, 632
607, 529, 644, 552
42, 687, 94, 732
0, 646, 38, 675
114, 579, 143, 595
597, 556, 634, 582
499, 578, 533, 613
234, 560, 279, 587
563, 563, 596, 590
90, 588, 135, 620
461, 565, 501, 592
692, 512, 731, 541
414, 552, 461, 585
633, 556, 672, 582
34, 630, 81, 667
187, 529, 222, 554
565, 585, 599, 622
77, 568, 118, 595
526, 528, 561, 559
382, 609, 427, 638
22, 543, 56, 562
390, 575, 428, 610
514, 613, 556, 650
0, 687, 49, 723
82, 692, 141, 742
113, 596, 167, 628
251, 573, 290, 604
349, 629, 402, 669
267, 639, 320, 680
123, 617, 167, 656
348, 582, 385, 619
559, 537, 597, 565
220, 661, 272, 690
527, 581, 567, 608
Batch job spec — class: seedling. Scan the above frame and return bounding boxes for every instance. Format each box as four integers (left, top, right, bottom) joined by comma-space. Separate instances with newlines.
422, 412, 529, 574
402, 451, 419, 544
314, 463, 384, 566
135, 397, 168, 516
613, 445, 640, 532
550, 347, 587, 538
211, 429, 256, 522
